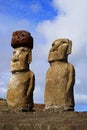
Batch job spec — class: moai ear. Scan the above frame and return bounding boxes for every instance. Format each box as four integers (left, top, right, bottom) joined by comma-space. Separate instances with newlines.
28, 49, 32, 64
67, 40, 72, 55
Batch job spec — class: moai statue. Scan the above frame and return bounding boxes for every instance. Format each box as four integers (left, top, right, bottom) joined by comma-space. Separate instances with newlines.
44, 39, 75, 111
7, 30, 35, 110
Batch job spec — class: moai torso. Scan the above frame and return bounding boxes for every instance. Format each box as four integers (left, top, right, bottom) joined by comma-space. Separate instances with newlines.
44, 39, 75, 111
7, 30, 35, 110
7, 71, 35, 108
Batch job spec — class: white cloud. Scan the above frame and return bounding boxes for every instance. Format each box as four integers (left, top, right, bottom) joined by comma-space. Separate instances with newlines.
31, 42, 49, 103
0, 87, 7, 94
0, 81, 4, 86
0, 72, 11, 98
37, 0, 87, 56
75, 94, 87, 105
0, 87, 7, 98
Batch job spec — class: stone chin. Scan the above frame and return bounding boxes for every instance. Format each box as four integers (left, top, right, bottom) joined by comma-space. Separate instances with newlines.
10, 61, 29, 73
48, 52, 67, 62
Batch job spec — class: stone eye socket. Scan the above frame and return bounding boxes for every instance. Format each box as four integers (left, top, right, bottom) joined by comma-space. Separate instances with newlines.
13, 51, 16, 54
52, 43, 55, 46
21, 49, 26, 52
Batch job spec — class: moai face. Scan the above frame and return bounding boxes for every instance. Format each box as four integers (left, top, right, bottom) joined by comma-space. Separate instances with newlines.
48, 39, 72, 62
10, 47, 32, 72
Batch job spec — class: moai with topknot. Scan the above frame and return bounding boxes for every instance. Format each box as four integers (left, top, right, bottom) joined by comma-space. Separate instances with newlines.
44, 39, 75, 111
7, 30, 35, 110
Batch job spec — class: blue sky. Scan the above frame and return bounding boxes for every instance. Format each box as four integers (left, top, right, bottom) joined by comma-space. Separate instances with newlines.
0, 0, 57, 23
0, 0, 87, 112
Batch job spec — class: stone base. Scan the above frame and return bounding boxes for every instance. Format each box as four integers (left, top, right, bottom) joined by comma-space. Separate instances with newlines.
0, 109, 87, 130
45, 105, 74, 111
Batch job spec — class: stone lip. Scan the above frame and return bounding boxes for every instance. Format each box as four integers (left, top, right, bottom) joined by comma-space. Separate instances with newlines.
11, 30, 33, 49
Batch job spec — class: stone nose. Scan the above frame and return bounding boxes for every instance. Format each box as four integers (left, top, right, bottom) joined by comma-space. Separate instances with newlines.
11, 56, 19, 62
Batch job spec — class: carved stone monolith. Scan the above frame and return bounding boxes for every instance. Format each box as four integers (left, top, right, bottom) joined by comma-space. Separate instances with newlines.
44, 39, 75, 111
7, 30, 35, 110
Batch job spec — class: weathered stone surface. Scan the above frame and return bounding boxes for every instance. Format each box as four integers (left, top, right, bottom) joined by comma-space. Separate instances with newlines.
7, 31, 35, 110
10, 47, 32, 72
44, 39, 75, 111
48, 39, 72, 62
11, 30, 33, 49
7, 71, 35, 109
0, 109, 87, 130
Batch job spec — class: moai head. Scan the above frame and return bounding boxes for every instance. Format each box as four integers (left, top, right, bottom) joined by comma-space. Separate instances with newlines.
10, 47, 32, 72
48, 39, 72, 62
10, 30, 33, 73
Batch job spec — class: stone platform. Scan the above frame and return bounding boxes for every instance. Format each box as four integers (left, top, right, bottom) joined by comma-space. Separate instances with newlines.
0, 109, 87, 130
0, 99, 87, 130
